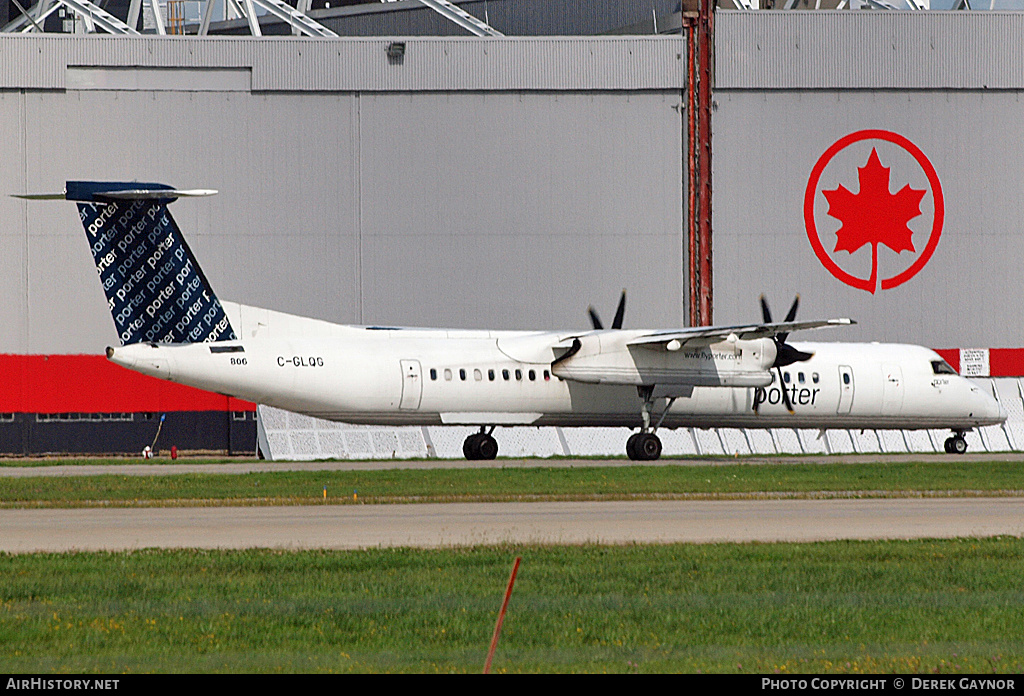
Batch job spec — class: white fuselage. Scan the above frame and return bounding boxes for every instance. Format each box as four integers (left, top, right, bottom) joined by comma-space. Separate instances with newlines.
106, 302, 1006, 432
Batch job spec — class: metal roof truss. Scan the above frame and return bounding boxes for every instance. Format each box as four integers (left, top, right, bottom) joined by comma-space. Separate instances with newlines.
3, 0, 338, 37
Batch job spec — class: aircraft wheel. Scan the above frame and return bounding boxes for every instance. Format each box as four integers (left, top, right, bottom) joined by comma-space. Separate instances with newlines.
635, 432, 662, 461
951, 435, 968, 455
463, 433, 483, 460
477, 433, 499, 460
463, 432, 498, 460
943, 437, 954, 454
626, 433, 641, 460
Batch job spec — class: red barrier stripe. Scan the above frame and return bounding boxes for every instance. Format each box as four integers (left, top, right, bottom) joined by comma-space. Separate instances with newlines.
990, 348, 1024, 378
932, 348, 1024, 377
0, 355, 255, 413
934, 349, 959, 374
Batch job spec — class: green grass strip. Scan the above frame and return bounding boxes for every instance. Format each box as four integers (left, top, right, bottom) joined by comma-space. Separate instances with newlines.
1, 461, 1023, 507
1, 538, 1023, 673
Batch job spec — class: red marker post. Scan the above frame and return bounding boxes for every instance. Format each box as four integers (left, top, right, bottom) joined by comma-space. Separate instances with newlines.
483, 556, 522, 674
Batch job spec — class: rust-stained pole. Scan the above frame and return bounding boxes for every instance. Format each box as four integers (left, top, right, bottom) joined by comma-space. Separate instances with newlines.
685, 14, 699, 328
696, 0, 715, 326
684, 0, 714, 327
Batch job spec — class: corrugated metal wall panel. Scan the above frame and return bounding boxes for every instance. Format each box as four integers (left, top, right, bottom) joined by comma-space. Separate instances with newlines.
315, 0, 679, 38
0, 34, 685, 92
717, 10, 1024, 90
712, 88, 1024, 347
1, 85, 683, 354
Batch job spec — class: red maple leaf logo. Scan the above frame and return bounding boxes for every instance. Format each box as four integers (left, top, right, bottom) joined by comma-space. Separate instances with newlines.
822, 148, 926, 293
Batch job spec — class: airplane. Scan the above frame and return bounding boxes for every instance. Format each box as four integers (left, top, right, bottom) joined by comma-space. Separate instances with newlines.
17, 181, 1006, 460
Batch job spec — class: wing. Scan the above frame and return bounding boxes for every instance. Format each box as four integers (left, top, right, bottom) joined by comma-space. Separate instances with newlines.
626, 318, 855, 350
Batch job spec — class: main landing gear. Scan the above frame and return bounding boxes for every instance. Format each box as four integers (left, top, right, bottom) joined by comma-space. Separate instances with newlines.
464, 427, 498, 460
625, 386, 676, 461
943, 430, 968, 455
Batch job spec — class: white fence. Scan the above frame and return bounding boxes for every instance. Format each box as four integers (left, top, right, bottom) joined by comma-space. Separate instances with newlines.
256, 378, 1024, 461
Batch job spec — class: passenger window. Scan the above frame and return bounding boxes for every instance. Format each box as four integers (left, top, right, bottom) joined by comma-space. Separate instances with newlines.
528, 369, 536, 381
430, 368, 437, 381
543, 370, 550, 381
459, 369, 466, 381
843, 373, 851, 385
473, 369, 482, 381
515, 369, 523, 381
502, 369, 510, 381
798, 372, 805, 384
488, 369, 495, 381
812, 372, 819, 384
783, 372, 791, 384
444, 369, 452, 381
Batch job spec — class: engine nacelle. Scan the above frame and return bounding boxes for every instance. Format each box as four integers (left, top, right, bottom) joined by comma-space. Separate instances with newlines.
551, 333, 776, 388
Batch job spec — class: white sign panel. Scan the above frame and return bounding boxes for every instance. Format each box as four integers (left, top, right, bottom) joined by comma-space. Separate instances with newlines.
960, 349, 990, 377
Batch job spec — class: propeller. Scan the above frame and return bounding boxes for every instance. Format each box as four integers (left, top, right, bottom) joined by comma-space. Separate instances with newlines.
588, 290, 627, 330
756, 295, 815, 414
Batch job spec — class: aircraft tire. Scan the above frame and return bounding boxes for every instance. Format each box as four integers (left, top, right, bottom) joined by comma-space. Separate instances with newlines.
477, 434, 499, 460
463, 433, 483, 460
636, 433, 662, 461
626, 433, 641, 460
952, 436, 968, 455
944, 436, 968, 455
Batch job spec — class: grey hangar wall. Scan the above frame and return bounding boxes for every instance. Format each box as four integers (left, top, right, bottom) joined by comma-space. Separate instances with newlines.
0, 35, 686, 356
713, 11, 1024, 348
2, 10, 1022, 359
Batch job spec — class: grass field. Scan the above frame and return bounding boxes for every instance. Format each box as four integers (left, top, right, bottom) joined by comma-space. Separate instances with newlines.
2, 458, 1022, 673
1, 539, 1023, 673
0, 459, 1022, 508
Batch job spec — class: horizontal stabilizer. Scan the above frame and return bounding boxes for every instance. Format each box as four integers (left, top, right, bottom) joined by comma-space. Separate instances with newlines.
13, 183, 216, 202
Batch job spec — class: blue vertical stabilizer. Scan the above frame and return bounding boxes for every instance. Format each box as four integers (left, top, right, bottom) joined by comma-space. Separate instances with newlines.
69, 181, 236, 345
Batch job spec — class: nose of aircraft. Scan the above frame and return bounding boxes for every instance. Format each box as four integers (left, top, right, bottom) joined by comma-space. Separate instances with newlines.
972, 384, 1006, 425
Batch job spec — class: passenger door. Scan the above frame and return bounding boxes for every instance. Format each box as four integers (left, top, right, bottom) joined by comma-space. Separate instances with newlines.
881, 363, 904, 415
837, 365, 854, 414
399, 359, 423, 410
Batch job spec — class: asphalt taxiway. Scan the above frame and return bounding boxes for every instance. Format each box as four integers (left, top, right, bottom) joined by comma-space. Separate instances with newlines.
2, 454, 1022, 553
2, 497, 1022, 554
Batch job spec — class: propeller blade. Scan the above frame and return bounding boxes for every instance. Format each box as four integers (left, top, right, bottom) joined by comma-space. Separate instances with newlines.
778, 294, 800, 343
611, 290, 626, 330
783, 294, 801, 323
759, 295, 772, 324
777, 367, 795, 414
775, 343, 814, 368
588, 306, 603, 330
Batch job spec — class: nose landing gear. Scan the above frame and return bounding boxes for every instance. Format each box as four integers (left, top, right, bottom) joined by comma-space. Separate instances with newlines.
463, 427, 498, 460
943, 431, 968, 455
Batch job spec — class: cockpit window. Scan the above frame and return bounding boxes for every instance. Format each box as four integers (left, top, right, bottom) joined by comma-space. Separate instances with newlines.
931, 360, 957, 375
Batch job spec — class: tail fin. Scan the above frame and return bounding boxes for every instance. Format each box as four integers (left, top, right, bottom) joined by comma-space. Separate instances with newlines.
67, 181, 236, 346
